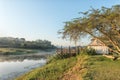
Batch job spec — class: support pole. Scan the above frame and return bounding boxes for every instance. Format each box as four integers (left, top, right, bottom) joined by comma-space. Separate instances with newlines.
61, 46, 63, 54
68, 46, 71, 54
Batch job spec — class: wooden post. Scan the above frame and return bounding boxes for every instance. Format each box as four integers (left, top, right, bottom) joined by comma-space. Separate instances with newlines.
68, 46, 71, 54
68, 46, 71, 56
77, 46, 80, 54
61, 46, 63, 54
56, 48, 58, 54
75, 46, 77, 55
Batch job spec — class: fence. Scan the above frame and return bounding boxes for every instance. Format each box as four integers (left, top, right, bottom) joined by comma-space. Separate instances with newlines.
56, 46, 81, 55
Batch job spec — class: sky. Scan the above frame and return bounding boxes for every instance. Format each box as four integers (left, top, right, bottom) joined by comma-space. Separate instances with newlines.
0, 0, 120, 46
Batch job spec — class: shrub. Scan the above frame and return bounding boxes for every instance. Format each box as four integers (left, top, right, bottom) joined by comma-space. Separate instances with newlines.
47, 53, 77, 64
80, 48, 97, 55
87, 48, 96, 55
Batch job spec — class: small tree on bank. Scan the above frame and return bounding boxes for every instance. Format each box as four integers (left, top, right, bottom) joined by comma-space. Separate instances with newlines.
59, 5, 120, 56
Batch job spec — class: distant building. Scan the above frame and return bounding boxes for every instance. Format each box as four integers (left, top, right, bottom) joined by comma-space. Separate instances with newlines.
88, 38, 109, 54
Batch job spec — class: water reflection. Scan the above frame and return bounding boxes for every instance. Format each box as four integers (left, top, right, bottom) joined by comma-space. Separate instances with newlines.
0, 50, 55, 80
0, 59, 46, 80
0, 54, 48, 62
0, 50, 55, 62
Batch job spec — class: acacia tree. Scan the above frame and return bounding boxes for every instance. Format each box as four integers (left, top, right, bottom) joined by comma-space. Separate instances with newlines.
60, 5, 120, 55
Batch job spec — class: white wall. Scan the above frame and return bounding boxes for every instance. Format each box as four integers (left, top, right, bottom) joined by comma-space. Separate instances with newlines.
88, 46, 109, 54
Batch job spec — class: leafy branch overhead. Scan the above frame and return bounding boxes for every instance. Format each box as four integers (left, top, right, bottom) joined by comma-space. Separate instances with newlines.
60, 5, 120, 54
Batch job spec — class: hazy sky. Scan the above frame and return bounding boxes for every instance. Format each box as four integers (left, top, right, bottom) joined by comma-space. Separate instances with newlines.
0, 0, 120, 46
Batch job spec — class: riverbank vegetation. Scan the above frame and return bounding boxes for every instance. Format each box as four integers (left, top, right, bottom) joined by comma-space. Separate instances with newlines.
0, 37, 56, 55
0, 48, 38, 55
16, 52, 120, 80
0, 37, 56, 49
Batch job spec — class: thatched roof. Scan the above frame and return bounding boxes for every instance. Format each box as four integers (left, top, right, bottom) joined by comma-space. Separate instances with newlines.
88, 38, 105, 46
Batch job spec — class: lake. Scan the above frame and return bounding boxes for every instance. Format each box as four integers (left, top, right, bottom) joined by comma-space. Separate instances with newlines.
0, 50, 55, 80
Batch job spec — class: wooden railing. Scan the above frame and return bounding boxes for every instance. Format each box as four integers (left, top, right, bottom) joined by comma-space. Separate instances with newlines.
56, 46, 81, 55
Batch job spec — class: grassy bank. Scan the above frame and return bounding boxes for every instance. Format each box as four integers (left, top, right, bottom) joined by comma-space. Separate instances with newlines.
0, 48, 38, 55
84, 56, 120, 80
16, 55, 76, 80
16, 53, 120, 80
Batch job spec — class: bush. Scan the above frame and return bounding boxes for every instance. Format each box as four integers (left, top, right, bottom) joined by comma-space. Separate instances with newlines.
87, 48, 96, 55
55, 53, 71, 59
47, 53, 77, 64
80, 48, 97, 55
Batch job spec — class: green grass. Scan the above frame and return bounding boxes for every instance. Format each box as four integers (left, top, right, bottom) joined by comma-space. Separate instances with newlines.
0, 48, 38, 55
84, 55, 120, 80
16, 55, 78, 80
16, 53, 120, 80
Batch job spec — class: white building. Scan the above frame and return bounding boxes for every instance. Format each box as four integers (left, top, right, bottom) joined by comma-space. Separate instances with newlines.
88, 38, 109, 54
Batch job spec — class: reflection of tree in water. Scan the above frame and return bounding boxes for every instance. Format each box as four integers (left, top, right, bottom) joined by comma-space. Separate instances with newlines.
0, 54, 50, 62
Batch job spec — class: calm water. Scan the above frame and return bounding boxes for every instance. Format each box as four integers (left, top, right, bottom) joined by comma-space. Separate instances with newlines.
0, 50, 55, 80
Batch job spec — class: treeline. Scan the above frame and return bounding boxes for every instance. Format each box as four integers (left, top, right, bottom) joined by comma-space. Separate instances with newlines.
0, 37, 56, 49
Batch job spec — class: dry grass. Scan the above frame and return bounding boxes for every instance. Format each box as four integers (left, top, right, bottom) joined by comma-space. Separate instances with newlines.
61, 54, 88, 80
103, 55, 114, 59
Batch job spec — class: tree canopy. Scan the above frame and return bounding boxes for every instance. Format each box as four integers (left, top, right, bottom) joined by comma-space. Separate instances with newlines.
60, 5, 120, 54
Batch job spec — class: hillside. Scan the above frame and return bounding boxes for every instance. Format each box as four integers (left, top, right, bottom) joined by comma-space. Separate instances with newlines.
16, 54, 120, 80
